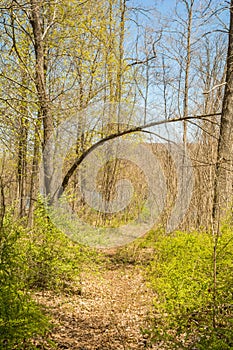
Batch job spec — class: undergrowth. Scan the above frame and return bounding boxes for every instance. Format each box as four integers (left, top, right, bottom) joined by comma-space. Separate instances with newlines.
0, 202, 99, 348
145, 229, 233, 349
0, 214, 50, 349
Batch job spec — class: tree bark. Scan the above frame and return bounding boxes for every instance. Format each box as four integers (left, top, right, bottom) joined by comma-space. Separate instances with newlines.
17, 70, 29, 218
28, 116, 41, 225
183, 0, 194, 147
212, 0, 233, 227
30, 0, 54, 197
0, 178, 5, 231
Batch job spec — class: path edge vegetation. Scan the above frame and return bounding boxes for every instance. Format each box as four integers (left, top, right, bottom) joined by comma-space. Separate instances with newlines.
0, 0, 233, 349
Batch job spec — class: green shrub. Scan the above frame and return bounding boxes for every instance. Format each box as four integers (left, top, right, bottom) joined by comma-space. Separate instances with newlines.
146, 230, 233, 349
0, 216, 50, 349
0, 202, 101, 348
0, 287, 50, 349
22, 202, 87, 292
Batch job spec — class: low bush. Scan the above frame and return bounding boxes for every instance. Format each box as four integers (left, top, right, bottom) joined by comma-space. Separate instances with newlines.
24, 203, 83, 291
0, 202, 95, 348
0, 215, 50, 349
146, 229, 233, 349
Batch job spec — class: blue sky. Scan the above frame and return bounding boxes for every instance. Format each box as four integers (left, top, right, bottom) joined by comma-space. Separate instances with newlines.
149, 0, 176, 11
131, 0, 177, 14
131, 0, 229, 24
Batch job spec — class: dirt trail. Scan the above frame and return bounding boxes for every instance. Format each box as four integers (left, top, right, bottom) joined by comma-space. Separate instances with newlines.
35, 264, 158, 350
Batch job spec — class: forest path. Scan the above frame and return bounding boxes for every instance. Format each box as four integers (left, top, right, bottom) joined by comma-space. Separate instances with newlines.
35, 261, 158, 350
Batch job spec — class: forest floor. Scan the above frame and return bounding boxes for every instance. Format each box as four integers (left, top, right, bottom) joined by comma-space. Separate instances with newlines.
34, 253, 163, 350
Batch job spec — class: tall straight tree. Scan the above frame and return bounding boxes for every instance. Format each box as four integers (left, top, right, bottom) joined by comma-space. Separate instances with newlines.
212, 0, 233, 228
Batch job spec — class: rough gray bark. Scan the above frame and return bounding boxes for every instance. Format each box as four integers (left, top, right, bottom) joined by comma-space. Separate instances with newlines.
212, 0, 233, 227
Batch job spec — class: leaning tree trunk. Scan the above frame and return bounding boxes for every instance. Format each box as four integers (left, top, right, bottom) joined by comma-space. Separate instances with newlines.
212, 0, 233, 229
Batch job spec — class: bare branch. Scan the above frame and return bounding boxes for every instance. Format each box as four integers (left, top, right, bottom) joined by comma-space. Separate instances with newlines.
203, 82, 227, 94
127, 54, 157, 67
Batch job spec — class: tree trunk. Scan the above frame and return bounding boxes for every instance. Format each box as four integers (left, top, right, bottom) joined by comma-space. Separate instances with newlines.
212, 0, 233, 228
28, 115, 41, 225
17, 70, 29, 218
0, 178, 5, 231
30, 0, 54, 197
183, 0, 194, 147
